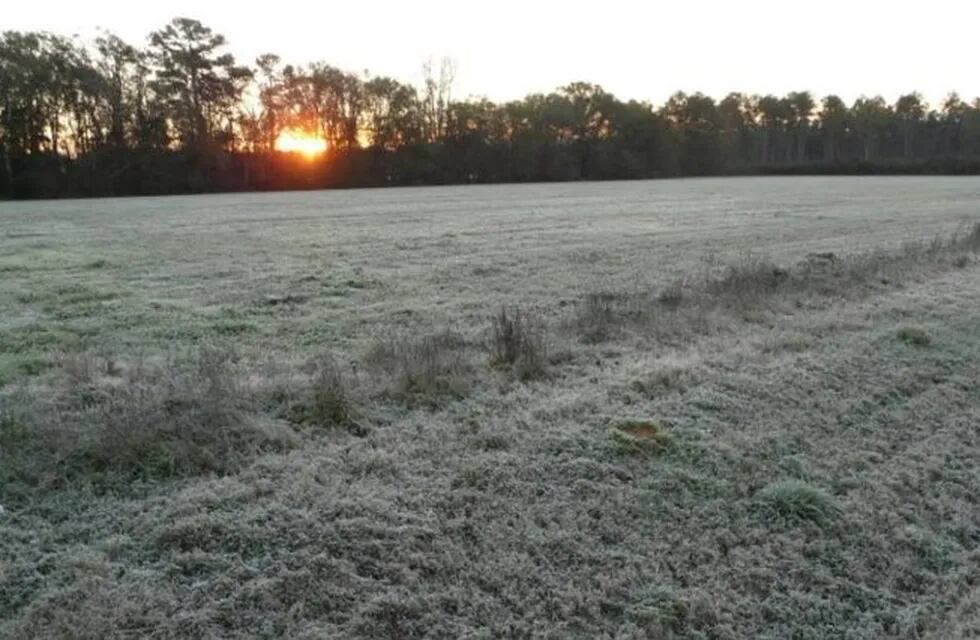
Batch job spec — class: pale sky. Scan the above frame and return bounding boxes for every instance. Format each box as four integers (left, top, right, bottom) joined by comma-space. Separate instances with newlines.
4, 0, 978, 108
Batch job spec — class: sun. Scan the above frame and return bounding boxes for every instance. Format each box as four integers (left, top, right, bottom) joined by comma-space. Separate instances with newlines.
275, 129, 327, 158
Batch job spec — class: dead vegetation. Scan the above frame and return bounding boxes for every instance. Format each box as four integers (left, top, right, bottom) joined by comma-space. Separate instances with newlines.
291, 353, 356, 428
574, 222, 980, 344
0, 345, 293, 492
897, 326, 932, 347
489, 306, 549, 380
365, 329, 474, 405
608, 420, 673, 455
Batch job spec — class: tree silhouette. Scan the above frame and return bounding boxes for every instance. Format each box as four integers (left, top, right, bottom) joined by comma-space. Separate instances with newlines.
3, 18, 980, 199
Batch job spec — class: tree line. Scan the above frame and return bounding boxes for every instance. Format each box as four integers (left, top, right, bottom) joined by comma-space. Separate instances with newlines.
3, 18, 980, 199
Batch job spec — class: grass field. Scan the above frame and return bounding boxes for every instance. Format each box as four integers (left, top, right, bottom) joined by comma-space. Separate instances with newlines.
2, 176, 980, 638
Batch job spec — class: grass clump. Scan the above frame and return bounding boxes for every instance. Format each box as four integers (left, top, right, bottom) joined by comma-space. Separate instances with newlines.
287, 353, 356, 428
575, 293, 621, 344
573, 223, 980, 347
310, 355, 353, 427
0, 354, 51, 387
608, 420, 672, 455
896, 326, 931, 347
82, 258, 109, 270
754, 480, 840, 527
2, 344, 293, 489
706, 255, 788, 304
366, 329, 472, 405
627, 585, 688, 632
489, 306, 548, 380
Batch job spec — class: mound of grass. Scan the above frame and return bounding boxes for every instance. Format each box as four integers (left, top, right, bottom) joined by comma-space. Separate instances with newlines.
897, 326, 931, 347
489, 306, 548, 380
609, 420, 673, 455
0, 325, 81, 355
305, 353, 355, 428
753, 480, 840, 527
630, 365, 699, 398
626, 585, 688, 632
0, 354, 51, 387
574, 223, 980, 345
575, 293, 621, 344
82, 258, 109, 270
707, 255, 788, 303
1, 345, 294, 490
366, 329, 472, 405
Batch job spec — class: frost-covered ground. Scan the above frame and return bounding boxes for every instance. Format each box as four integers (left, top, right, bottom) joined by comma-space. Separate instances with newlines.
2, 177, 979, 638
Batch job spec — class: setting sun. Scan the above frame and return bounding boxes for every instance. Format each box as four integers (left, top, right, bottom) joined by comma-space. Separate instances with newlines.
275, 130, 327, 157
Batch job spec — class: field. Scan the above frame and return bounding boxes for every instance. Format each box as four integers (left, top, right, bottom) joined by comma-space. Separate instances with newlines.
2, 176, 980, 638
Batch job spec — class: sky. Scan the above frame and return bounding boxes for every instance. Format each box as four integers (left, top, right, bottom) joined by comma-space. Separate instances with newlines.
4, 0, 978, 108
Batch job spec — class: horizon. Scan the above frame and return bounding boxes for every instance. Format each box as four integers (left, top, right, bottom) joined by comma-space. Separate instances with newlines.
4, 0, 979, 109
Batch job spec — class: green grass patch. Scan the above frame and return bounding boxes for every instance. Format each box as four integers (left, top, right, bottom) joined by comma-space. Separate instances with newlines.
0, 354, 51, 386
30, 285, 126, 320
0, 325, 81, 355
753, 480, 840, 527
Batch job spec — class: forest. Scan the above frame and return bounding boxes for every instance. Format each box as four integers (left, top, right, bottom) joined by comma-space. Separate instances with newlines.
3, 17, 980, 199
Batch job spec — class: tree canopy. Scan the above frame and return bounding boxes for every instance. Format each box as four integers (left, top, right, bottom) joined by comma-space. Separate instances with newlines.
3, 18, 980, 198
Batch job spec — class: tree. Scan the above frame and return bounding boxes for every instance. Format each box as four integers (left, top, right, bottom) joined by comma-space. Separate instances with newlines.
851, 96, 890, 162
757, 95, 791, 164
558, 82, 613, 176
421, 58, 455, 143
895, 92, 926, 159
662, 92, 722, 174
6, 19, 980, 199
718, 92, 756, 167
940, 92, 968, 156
148, 18, 252, 149
245, 53, 287, 152
786, 91, 815, 162
364, 76, 420, 151
819, 95, 848, 163
94, 33, 139, 149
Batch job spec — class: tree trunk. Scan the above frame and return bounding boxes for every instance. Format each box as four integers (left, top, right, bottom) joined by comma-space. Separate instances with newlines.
823, 133, 835, 163
1, 148, 12, 198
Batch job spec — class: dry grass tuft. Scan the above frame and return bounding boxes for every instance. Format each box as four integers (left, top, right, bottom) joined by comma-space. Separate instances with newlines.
576, 293, 621, 344
2, 344, 293, 489
489, 306, 548, 380
705, 254, 789, 305
307, 353, 355, 427
366, 329, 473, 405
608, 420, 673, 455
630, 365, 700, 397
575, 223, 980, 345
626, 584, 689, 632
897, 326, 932, 347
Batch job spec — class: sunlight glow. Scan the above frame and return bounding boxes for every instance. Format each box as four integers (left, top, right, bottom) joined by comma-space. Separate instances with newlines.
275, 130, 327, 157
